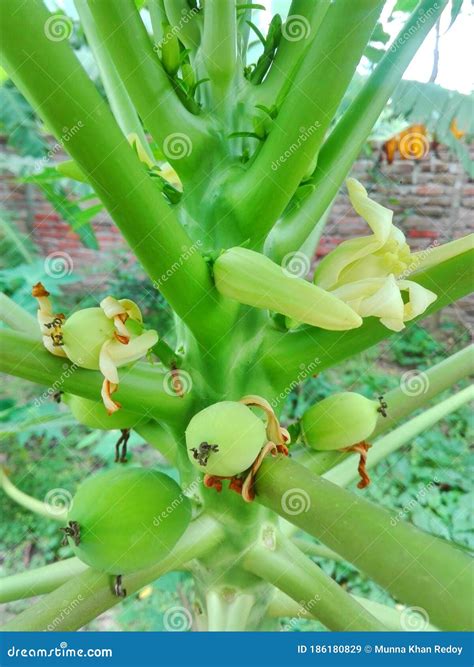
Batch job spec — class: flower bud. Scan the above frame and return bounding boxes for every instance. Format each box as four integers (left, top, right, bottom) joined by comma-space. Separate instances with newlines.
161, 26, 180, 77
214, 247, 362, 331
301, 392, 380, 451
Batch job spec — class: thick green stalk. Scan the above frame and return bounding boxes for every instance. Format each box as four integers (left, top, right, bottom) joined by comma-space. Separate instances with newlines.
257, 0, 330, 106
0, 467, 66, 522
163, 0, 201, 49
0, 329, 192, 425
134, 421, 179, 466
233, 0, 384, 243
86, 0, 208, 174
263, 250, 473, 389
0, 293, 38, 337
2, 516, 223, 631
0, 0, 227, 346
255, 456, 473, 631
74, 0, 152, 160
268, 0, 448, 261
243, 528, 385, 631
291, 538, 345, 562
0, 558, 87, 603
202, 0, 237, 106
325, 384, 474, 487
299, 344, 474, 473
268, 589, 439, 631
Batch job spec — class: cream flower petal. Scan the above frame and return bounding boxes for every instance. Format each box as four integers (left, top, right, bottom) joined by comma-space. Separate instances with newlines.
332, 275, 405, 331
99, 340, 119, 384
101, 330, 158, 379
314, 179, 400, 290
398, 280, 437, 322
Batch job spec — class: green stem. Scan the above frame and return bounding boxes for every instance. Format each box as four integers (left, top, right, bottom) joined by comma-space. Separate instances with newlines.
257, 0, 330, 106
1, 0, 226, 347
134, 420, 179, 466
268, 589, 439, 631
0, 293, 38, 337
263, 250, 473, 390
233, 0, 383, 244
0, 467, 66, 522
243, 527, 385, 631
269, 0, 448, 261
206, 588, 255, 631
0, 558, 87, 603
87, 0, 208, 177
202, 0, 238, 108
325, 384, 474, 487
2, 515, 224, 631
0, 329, 192, 425
255, 456, 474, 631
291, 538, 345, 562
74, 0, 152, 160
163, 0, 201, 50
299, 344, 474, 473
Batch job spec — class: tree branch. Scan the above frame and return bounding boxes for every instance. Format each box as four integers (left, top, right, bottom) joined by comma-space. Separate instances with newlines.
163, 0, 201, 50
0, 329, 193, 426
0, 467, 66, 522
1, 515, 224, 631
0, 558, 87, 603
202, 0, 238, 108
268, 0, 448, 261
243, 527, 386, 630
254, 456, 473, 631
232, 0, 384, 245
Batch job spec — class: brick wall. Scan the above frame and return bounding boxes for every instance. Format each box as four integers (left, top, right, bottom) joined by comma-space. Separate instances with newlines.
1, 137, 472, 317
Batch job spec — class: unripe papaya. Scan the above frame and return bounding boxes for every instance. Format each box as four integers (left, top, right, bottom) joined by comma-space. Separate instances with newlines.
63, 394, 144, 431
66, 467, 191, 574
186, 401, 266, 477
213, 247, 362, 331
62, 308, 115, 369
301, 392, 380, 451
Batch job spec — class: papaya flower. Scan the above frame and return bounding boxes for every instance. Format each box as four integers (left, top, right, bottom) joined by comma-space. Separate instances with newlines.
32, 286, 158, 413
313, 179, 440, 332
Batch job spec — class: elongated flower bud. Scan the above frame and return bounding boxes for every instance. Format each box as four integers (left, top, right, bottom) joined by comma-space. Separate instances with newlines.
213, 247, 362, 331
161, 26, 180, 76
301, 392, 380, 450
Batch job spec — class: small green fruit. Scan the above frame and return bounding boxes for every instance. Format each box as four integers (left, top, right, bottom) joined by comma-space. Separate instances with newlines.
186, 401, 266, 477
63, 394, 144, 430
66, 467, 191, 574
62, 308, 115, 369
301, 392, 380, 451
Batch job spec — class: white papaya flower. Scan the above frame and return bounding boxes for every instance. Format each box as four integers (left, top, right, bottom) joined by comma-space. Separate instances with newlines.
314, 179, 438, 331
